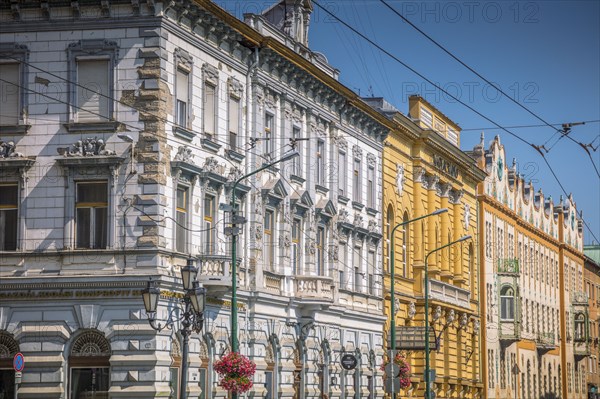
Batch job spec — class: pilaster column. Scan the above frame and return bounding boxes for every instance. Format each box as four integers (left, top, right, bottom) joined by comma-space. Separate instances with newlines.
413, 167, 426, 264
439, 182, 452, 279
450, 190, 465, 285
425, 174, 439, 274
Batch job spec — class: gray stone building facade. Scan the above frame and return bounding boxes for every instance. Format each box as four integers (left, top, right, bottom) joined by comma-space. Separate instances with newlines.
0, 1, 393, 398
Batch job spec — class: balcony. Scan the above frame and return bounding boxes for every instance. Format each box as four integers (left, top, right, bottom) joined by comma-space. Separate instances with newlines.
536, 332, 557, 354
571, 291, 588, 306
293, 275, 335, 303
499, 321, 521, 343
574, 340, 591, 360
497, 258, 519, 275
428, 278, 471, 309
197, 254, 236, 296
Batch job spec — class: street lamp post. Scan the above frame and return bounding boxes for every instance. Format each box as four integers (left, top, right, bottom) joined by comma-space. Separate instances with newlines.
388, 208, 447, 399
229, 151, 298, 399
424, 235, 472, 399
141, 258, 207, 399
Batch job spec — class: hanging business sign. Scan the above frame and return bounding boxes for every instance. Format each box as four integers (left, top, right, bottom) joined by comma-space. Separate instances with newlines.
340, 353, 358, 370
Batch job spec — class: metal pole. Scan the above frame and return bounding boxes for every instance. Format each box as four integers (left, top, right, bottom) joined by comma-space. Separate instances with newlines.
13, 378, 17, 399
180, 299, 191, 399
229, 152, 298, 399
424, 235, 471, 399
388, 210, 447, 399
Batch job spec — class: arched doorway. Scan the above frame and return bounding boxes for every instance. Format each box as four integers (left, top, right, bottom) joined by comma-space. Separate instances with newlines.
0, 332, 19, 399
68, 329, 111, 399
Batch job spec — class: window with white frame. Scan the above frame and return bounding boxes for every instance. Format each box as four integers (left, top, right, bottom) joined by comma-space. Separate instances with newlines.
368, 250, 376, 295
316, 226, 325, 275
353, 245, 362, 292
176, 68, 190, 128
316, 140, 325, 185
292, 127, 302, 175
0, 184, 18, 251
175, 186, 188, 253
574, 313, 586, 341
292, 218, 301, 274
353, 158, 361, 201
367, 165, 375, 208
264, 113, 274, 157
228, 95, 240, 150
264, 210, 275, 270
338, 242, 347, 289
67, 40, 117, 125
338, 150, 347, 196
75, 181, 108, 249
77, 59, 110, 122
0, 62, 20, 125
203, 195, 215, 254
500, 286, 515, 320
203, 82, 216, 139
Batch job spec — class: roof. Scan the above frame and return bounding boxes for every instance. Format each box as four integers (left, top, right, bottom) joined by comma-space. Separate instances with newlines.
584, 245, 600, 264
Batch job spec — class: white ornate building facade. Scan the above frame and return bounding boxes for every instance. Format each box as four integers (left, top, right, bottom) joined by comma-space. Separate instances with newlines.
471, 135, 588, 399
0, 0, 393, 398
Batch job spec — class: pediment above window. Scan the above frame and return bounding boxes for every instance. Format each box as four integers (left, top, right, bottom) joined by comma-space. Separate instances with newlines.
316, 199, 336, 222
290, 190, 313, 215
262, 178, 287, 205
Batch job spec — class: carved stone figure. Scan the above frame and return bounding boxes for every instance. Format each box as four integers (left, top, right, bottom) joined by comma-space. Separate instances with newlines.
202, 157, 220, 173
407, 302, 416, 320
0, 141, 23, 158
174, 145, 194, 163
64, 137, 116, 157
464, 203, 471, 230
396, 164, 405, 196
338, 208, 349, 223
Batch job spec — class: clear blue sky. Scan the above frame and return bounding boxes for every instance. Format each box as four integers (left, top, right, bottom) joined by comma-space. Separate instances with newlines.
216, 0, 600, 244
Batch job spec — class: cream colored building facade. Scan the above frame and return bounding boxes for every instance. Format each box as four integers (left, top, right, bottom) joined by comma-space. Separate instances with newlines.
369, 95, 486, 398
471, 135, 588, 399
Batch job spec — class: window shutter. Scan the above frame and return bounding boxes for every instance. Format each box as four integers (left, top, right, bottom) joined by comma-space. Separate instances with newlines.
203, 84, 215, 135
228, 97, 239, 134
77, 60, 109, 122
0, 63, 20, 125
176, 70, 188, 104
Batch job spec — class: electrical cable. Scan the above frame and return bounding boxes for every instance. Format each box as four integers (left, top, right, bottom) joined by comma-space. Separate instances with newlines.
311, 0, 600, 243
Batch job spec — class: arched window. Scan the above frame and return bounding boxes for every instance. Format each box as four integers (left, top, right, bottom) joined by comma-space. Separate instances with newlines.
574, 313, 586, 341
69, 330, 111, 398
500, 286, 515, 320
386, 205, 394, 273
401, 211, 408, 277
0, 332, 19, 399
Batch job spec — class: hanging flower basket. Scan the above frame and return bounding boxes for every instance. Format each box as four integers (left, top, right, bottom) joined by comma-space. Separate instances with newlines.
381, 352, 412, 389
213, 352, 257, 394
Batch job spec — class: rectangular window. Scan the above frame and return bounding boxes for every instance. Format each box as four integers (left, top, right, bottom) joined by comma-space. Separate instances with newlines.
291, 127, 302, 175
316, 226, 325, 275
292, 218, 301, 274
338, 151, 347, 196
176, 69, 189, 127
447, 127, 458, 145
175, 186, 188, 253
0, 62, 20, 125
77, 59, 110, 122
203, 195, 215, 254
264, 113, 274, 156
367, 165, 375, 208
420, 106, 433, 128
316, 140, 325, 185
70, 368, 109, 398
353, 247, 362, 292
340, 243, 348, 290
353, 159, 361, 201
0, 184, 18, 250
228, 96, 240, 150
264, 210, 275, 270
75, 181, 108, 249
368, 251, 376, 295
203, 83, 216, 138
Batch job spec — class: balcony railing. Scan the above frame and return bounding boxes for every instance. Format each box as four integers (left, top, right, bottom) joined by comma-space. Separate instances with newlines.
497, 258, 520, 275
574, 340, 591, 359
293, 275, 335, 301
197, 253, 237, 294
536, 332, 556, 349
428, 278, 471, 309
499, 321, 521, 342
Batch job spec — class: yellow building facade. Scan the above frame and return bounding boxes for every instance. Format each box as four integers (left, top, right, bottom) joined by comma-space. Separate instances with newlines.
471, 135, 588, 399
375, 95, 487, 398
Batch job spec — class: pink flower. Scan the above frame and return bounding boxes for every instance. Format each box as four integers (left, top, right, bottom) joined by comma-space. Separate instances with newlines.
214, 352, 257, 394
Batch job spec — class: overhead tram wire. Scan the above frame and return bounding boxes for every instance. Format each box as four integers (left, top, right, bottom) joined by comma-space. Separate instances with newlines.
379, 0, 598, 166
311, 0, 600, 243
461, 120, 600, 132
